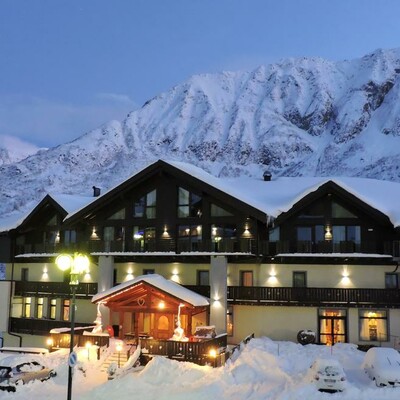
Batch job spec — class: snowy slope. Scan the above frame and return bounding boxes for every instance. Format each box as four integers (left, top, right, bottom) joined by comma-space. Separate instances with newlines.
0, 134, 42, 166
1, 48, 400, 218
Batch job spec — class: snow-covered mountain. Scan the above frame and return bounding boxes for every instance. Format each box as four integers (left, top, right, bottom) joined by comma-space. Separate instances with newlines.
1, 48, 400, 218
0, 134, 42, 166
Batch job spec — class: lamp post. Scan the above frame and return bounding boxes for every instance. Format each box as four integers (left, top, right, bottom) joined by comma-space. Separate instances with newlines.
56, 253, 90, 400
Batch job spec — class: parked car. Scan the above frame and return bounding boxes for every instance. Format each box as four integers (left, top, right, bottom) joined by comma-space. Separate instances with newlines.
308, 358, 347, 392
362, 347, 400, 387
0, 357, 56, 392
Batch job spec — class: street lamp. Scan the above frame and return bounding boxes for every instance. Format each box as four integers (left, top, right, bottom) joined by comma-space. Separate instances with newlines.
56, 252, 90, 400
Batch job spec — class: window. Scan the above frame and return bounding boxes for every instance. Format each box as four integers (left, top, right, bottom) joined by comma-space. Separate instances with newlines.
293, 271, 307, 288
133, 226, 156, 251
21, 268, 29, 282
197, 270, 209, 286
210, 204, 233, 217
44, 230, 58, 245
240, 271, 253, 287
134, 189, 157, 219
332, 202, 358, 218
211, 224, 237, 251
359, 310, 388, 341
178, 225, 202, 251
268, 227, 280, 242
62, 299, 70, 321
49, 299, 57, 320
177, 187, 202, 218
46, 215, 57, 226
64, 230, 77, 245
36, 298, 44, 318
297, 227, 312, 241
332, 225, 360, 251
227, 305, 233, 336
22, 297, 31, 318
107, 208, 126, 220
385, 273, 398, 289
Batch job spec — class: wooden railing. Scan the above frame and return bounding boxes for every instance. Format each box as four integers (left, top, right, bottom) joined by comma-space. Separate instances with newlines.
14, 281, 98, 298
139, 334, 228, 366
10, 317, 94, 336
226, 286, 400, 307
15, 239, 400, 257
185, 285, 400, 307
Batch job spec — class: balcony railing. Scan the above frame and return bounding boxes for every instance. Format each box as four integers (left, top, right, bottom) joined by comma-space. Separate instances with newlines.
10, 317, 94, 336
186, 285, 400, 307
14, 281, 98, 298
14, 239, 400, 257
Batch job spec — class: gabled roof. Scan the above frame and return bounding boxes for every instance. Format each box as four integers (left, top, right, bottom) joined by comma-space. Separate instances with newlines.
92, 274, 209, 307
8, 193, 94, 232
65, 159, 400, 228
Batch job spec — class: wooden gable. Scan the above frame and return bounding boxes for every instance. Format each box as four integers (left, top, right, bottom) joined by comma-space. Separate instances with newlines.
94, 280, 207, 316
274, 180, 393, 227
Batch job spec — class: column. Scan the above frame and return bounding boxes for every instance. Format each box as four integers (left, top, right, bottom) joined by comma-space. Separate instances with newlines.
209, 255, 227, 334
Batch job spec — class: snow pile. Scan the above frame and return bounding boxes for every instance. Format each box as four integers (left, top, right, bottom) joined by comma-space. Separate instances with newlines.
2, 337, 400, 399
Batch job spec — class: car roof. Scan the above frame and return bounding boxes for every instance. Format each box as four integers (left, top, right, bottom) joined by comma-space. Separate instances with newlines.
0, 356, 42, 367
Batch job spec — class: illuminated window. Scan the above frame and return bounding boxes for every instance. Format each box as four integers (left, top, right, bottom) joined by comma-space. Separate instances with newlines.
49, 299, 57, 320
62, 299, 70, 321
178, 225, 202, 251
227, 305, 233, 336
359, 310, 387, 341
36, 298, 44, 318
240, 271, 253, 287
22, 297, 31, 318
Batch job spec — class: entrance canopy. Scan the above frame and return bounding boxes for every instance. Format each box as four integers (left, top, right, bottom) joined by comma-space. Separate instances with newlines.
92, 274, 209, 314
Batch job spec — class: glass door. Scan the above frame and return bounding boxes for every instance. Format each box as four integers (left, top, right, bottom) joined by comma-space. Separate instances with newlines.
319, 309, 347, 345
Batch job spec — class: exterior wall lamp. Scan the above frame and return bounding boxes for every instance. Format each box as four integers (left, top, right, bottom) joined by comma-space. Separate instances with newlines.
55, 252, 90, 400
325, 225, 333, 241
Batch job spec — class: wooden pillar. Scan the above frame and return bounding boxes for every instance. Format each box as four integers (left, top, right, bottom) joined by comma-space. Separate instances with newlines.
119, 311, 124, 338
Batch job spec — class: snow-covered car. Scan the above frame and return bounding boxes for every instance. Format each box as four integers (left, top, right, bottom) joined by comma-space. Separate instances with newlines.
0, 357, 56, 392
362, 347, 400, 387
309, 358, 347, 392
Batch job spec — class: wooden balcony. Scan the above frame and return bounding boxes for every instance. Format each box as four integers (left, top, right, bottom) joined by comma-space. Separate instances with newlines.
10, 317, 94, 336
186, 285, 400, 308
15, 239, 400, 257
14, 281, 98, 298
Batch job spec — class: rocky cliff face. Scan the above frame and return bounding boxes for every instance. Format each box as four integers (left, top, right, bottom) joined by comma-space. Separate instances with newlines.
1, 48, 400, 217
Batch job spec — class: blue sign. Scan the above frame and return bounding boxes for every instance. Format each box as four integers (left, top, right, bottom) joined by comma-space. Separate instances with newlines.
68, 351, 78, 368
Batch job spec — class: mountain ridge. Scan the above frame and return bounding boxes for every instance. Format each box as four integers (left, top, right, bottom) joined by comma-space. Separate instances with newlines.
1, 47, 400, 219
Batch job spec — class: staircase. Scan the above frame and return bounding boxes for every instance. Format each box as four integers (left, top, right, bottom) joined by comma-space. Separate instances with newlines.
100, 350, 129, 373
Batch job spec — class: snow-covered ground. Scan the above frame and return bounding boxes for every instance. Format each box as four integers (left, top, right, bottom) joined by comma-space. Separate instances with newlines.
1, 337, 400, 399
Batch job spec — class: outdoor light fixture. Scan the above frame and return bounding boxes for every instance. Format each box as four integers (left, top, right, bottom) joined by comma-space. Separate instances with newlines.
158, 301, 165, 309
324, 225, 333, 241
209, 348, 217, 358
116, 341, 123, 368
55, 252, 90, 400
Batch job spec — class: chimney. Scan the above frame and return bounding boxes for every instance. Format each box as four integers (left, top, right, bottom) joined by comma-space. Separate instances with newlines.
263, 171, 272, 182
92, 186, 101, 197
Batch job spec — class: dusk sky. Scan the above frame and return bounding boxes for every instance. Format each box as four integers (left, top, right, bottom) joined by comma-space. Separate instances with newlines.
1, 0, 400, 148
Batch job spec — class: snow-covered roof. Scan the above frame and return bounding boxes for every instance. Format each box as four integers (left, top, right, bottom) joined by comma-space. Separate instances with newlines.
48, 193, 94, 214
92, 274, 209, 307
4, 160, 400, 232
164, 161, 400, 227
